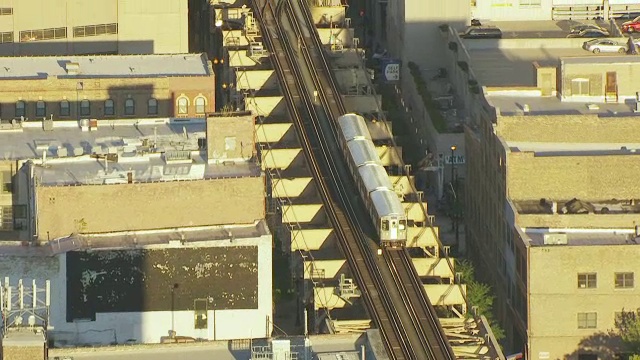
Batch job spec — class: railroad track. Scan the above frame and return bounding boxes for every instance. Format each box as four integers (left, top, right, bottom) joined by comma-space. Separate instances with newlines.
250, 0, 455, 359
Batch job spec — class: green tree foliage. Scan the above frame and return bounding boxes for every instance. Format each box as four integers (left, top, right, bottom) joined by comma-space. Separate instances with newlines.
456, 259, 505, 341
615, 309, 640, 355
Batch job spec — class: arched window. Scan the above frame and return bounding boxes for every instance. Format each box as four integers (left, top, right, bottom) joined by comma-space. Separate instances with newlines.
36, 101, 46, 117
177, 97, 188, 114
195, 96, 206, 114
147, 98, 158, 115
104, 99, 115, 116
60, 100, 70, 116
124, 98, 135, 115
15, 101, 25, 118
80, 99, 90, 117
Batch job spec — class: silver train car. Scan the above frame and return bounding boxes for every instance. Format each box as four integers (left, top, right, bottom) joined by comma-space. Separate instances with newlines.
336, 113, 407, 247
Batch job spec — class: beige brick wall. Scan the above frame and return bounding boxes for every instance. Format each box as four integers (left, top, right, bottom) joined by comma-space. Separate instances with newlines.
1, 345, 44, 360
496, 115, 640, 143
529, 244, 640, 360
35, 176, 265, 240
507, 152, 640, 201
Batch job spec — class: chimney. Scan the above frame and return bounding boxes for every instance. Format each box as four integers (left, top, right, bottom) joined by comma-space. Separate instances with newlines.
65, 62, 80, 75
127, 171, 133, 184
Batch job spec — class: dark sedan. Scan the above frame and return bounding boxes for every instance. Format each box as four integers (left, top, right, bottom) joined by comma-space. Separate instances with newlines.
567, 29, 610, 38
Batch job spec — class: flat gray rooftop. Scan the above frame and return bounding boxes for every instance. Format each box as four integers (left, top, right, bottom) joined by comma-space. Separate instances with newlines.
0, 53, 210, 79
469, 48, 623, 87
0, 118, 206, 160
525, 230, 638, 246
487, 94, 636, 116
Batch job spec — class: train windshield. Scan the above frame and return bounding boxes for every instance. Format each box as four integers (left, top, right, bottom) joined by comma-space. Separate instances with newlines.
398, 220, 406, 230
381, 220, 389, 231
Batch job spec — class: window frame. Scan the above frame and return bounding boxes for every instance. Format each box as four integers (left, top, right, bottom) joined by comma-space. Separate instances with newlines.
195, 96, 206, 114
147, 98, 158, 115
15, 100, 25, 118
571, 78, 590, 96
578, 273, 597, 289
615, 272, 634, 289
59, 100, 70, 117
577, 312, 597, 329
0, 31, 12, 44
19, 27, 67, 42
80, 99, 91, 117
177, 97, 189, 115
124, 98, 135, 116
104, 99, 115, 116
36, 100, 46, 117
519, 0, 541, 7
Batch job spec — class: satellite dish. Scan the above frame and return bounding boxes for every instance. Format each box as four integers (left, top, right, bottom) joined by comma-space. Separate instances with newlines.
28, 315, 36, 326
14, 315, 23, 326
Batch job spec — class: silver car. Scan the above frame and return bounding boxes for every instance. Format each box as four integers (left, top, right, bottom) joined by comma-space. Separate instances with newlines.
582, 39, 627, 53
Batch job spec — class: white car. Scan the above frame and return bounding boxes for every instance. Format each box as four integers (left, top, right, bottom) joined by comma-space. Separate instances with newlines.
582, 39, 627, 53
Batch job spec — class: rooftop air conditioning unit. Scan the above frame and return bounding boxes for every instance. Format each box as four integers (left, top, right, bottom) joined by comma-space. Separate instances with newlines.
543, 233, 568, 245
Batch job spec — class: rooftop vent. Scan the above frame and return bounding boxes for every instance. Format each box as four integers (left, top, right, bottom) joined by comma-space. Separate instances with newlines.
543, 233, 568, 245
65, 62, 80, 75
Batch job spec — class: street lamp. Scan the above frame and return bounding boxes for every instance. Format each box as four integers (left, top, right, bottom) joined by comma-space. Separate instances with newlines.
449, 145, 460, 250
170, 283, 179, 338
450, 145, 457, 185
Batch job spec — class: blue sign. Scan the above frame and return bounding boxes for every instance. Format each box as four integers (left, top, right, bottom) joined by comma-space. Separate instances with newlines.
381, 60, 401, 82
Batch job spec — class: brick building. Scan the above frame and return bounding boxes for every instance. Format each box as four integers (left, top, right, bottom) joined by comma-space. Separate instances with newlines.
0, 53, 215, 122
465, 112, 640, 359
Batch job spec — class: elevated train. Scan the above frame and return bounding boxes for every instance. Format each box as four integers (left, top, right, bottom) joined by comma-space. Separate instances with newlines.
336, 113, 407, 247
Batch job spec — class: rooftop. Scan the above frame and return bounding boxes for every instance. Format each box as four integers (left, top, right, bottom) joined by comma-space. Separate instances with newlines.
0, 118, 206, 161
514, 198, 640, 215
0, 53, 211, 79
507, 142, 640, 153
487, 94, 637, 116
524, 229, 639, 246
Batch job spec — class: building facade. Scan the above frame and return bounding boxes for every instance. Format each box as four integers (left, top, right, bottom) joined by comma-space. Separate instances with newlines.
466, 113, 640, 357
0, 0, 189, 56
0, 54, 215, 121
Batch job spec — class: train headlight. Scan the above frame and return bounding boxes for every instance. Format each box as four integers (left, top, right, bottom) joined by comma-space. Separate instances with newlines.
377, 249, 382, 256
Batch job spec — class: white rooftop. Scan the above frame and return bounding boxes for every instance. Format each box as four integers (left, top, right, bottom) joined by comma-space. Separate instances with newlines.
524, 229, 639, 246
487, 94, 637, 116
0, 53, 211, 79
0, 118, 206, 160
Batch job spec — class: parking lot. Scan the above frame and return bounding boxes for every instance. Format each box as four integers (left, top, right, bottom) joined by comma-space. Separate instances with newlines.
479, 19, 616, 39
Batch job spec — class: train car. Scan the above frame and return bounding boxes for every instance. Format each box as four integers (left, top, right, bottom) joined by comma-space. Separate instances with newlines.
336, 113, 407, 247
370, 188, 407, 245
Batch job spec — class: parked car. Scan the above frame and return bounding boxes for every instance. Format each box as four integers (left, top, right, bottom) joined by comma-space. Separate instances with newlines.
567, 29, 610, 38
570, 24, 606, 34
621, 16, 640, 32
582, 39, 627, 53
460, 26, 502, 39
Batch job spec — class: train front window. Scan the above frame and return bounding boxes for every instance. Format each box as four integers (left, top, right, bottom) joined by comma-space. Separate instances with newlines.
382, 220, 389, 231
399, 220, 406, 230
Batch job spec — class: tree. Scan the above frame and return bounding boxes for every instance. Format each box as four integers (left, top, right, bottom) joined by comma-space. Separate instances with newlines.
615, 309, 640, 356
456, 259, 505, 341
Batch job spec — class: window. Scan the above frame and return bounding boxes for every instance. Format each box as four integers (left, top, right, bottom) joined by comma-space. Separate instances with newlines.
578, 312, 597, 329
0, 31, 12, 44
399, 220, 406, 230
73, 23, 118, 38
20, 27, 67, 42
195, 96, 206, 114
36, 101, 46, 117
571, 78, 590, 96
0, 8, 12, 15
177, 97, 189, 114
520, 0, 541, 6
124, 99, 135, 115
381, 220, 389, 231
578, 273, 597, 288
194, 299, 208, 329
615, 272, 634, 289
147, 98, 158, 115
104, 99, 114, 116
1, 171, 11, 193
80, 100, 90, 117
15, 101, 25, 118
0, 206, 12, 230
59, 100, 70, 116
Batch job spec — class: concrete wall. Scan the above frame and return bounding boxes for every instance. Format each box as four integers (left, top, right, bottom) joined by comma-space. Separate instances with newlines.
461, 37, 628, 51
0, 0, 188, 55
562, 60, 640, 100
472, 0, 552, 21
496, 115, 640, 143
507, 151, 640, 201
528, 243, 640, 360
35, 176, 265, 240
